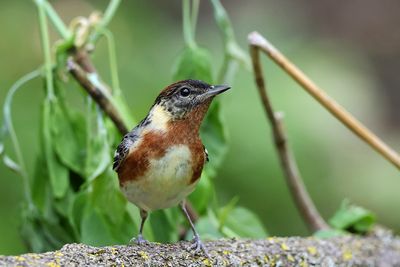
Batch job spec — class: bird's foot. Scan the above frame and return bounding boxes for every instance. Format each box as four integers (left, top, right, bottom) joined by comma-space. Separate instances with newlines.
129, 234, 148, 245
188, 234, 209, 257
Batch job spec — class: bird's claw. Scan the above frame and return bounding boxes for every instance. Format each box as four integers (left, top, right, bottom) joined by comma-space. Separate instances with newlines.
129, 234, 148, 245
188, 235, 209, 257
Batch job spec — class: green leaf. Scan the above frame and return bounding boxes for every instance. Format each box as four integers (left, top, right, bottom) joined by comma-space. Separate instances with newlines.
42, 99, 69, 198
329, 200, 376, 234
221, 206, 268, 238
53, 188, 75, 218
188, 172, 213, 214
218, 196, 239, 227
194, 206, 268, 239
50, 103, 87, 176
81, 208, 116, 246
90, 171, 127, 225
42, 218, 75, 248
107, 211, 136, 244
194, 215, 224, 240
71, 172, 137, 244
21, 204, 74, 252
20, 215, 49, 252
69, 191, 89, 238
149, 209, 178, 242
314, 229, 347, 239
200, 100, 228, 177
172, 46, 213, 82
50, 95, 111, 181
85, 111, 111, 181
31, 154, 51, 213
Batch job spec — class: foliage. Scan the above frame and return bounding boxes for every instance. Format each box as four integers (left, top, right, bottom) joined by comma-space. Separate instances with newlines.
314, 199, 376, 238
328, 199, 376, 234
194, 197, 268, 239
0, 0, 266, 252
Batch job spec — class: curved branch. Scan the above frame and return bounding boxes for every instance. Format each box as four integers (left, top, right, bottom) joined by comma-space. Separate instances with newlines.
248, 31, 400, 171
249, 34, 330, 232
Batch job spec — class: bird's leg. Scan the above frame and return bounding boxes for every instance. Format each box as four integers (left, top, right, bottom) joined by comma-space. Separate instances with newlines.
130, 209, 148, 245
180, 200, 209, 256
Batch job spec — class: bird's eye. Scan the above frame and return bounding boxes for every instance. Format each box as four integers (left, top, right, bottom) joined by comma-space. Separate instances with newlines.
180, 87, 191, 97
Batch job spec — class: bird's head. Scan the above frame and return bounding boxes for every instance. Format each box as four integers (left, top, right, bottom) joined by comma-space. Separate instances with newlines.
151, 79, 230, 122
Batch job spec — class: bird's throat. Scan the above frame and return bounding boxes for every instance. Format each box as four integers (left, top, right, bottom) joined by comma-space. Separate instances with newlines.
147, 105, 170, 132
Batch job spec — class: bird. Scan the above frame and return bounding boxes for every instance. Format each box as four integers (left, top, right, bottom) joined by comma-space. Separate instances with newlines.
113, 79, 231, 254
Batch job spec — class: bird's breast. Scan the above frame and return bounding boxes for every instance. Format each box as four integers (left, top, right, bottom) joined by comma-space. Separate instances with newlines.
147, 144, 193, 184
119, 143, 204, 211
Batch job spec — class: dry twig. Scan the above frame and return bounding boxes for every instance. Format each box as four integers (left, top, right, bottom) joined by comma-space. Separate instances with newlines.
67, 57, 129, 135
248, 31, 400, 170
249, 33, 330, 232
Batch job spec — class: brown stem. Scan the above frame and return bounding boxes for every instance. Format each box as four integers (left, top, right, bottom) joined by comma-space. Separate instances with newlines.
248, 31, 400, 171
72, 49, 96, 74
249, 35, 330, 232
67, 57, 129, 135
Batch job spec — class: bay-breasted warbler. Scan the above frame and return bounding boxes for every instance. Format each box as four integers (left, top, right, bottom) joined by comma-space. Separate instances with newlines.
113, 79, 230, 254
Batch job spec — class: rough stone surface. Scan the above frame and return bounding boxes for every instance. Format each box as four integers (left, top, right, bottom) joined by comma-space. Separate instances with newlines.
1, 234, 400, 266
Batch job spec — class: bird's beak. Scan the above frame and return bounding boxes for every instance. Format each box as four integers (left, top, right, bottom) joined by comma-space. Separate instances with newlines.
204, 85, 231, 98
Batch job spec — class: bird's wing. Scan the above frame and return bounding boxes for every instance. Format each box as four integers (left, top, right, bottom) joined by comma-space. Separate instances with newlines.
203, 145, 209, 162
113, 128, 140, 171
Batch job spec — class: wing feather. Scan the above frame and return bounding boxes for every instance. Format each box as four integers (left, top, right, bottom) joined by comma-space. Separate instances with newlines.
113, 128, 140, 171
203, 145, 209, 162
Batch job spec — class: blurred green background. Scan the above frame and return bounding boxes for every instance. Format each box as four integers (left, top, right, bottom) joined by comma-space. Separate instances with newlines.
1, 0, 399, 255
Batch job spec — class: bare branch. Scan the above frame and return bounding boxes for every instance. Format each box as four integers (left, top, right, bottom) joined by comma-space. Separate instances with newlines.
72, 49, 97, 74
1, 233, 400, 266
248, 31, 400, 171
67, 57, 129, 135
249, 34, 330, 232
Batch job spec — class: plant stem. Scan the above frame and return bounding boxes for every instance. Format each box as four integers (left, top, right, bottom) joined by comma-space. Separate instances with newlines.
182, 0, 196, 48
101, 0, 122, 29
34, 0, 71, 40
84, 96, 93, 176
211, 0, 250, 82
217, 57, 238, 84
191, 0, 200, 36
3, 69, 41, 206
35, 0, 55, 100
249, 31, 400, 171
92, 0, 122, 43
43, 1, 71, 40
210, 0, 234, 42
249, 33, 330, 232
100, 29, 121, 96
